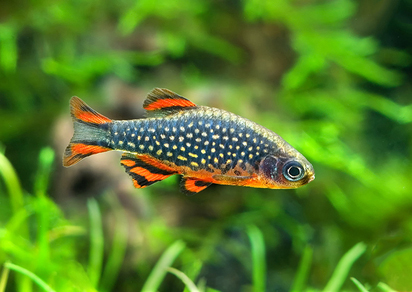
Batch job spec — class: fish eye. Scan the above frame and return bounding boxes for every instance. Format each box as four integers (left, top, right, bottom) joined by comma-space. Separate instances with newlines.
282, 161, 304, 182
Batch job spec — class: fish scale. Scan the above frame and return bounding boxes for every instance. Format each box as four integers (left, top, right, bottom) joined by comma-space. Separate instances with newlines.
63, 88, 315, 195
109, 108, 275, 175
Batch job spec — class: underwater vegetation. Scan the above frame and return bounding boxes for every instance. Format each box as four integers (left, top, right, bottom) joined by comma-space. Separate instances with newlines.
1, 0, 412, 291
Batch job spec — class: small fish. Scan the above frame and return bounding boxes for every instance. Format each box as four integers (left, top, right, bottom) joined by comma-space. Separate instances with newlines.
63, 88, 315, 195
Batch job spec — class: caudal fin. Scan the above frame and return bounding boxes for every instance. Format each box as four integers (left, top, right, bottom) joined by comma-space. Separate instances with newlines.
63, 97, 112, 167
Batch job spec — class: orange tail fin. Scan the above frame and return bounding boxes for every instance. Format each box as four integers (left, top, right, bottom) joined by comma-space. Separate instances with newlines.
63, 97, 113, 167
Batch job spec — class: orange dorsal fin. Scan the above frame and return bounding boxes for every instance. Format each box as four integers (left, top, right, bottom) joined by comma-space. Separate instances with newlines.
143, 88, 197, 117
180, 177, 212, 196
120, 153, 177, 188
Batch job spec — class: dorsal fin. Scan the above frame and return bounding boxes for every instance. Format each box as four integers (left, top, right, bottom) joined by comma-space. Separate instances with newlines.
143, 88, 197, 117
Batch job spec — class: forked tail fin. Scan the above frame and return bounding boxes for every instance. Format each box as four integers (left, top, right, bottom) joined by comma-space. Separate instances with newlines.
63, 97, 113, 167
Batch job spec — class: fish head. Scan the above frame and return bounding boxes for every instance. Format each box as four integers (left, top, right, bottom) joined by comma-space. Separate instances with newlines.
258, 151, 315, 189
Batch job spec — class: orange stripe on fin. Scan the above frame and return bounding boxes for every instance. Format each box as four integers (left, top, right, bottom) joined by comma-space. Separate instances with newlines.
70, 96, 112, 124
130, 167, 172, 182
138, 155, 178, 173
143, 88, 196, 115
121, 159, 136, 168
63, 143, 111, 167
144, 98, 197, 111
72, 144, 110, 156
180, 177, 212, 196
120, 153, 177, 189
132, 180, 146, 189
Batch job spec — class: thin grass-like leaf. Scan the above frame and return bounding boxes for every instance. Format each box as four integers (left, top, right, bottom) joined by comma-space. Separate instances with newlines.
5, 262, 56, 292
323, 242, 367, 292
141, 240, 186, 292
0, 264, 10, 292
87, 198, 104, 288
246, 225, 266, 292
99, 194, 128, 292
5, 207, 31, 236
196, 277, 206, 292
351, 277, 369, 292
34, 147, 54, 198
182, 258, 203, 292
48, 225, 86, 242
35, 196, 51, 267
377, 282, 398, 292
167, 267, 200, 292
0, 151, 31, 292
0, 152, 24, 218
35, 148, 55, 270
290, 245, 313, 292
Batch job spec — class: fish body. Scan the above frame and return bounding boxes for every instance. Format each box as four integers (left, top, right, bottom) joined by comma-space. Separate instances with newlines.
63, 88, 315, 195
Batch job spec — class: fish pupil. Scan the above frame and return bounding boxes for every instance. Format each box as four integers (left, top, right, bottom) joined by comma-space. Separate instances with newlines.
288, 166, 301, 178
283, 161, 304, 181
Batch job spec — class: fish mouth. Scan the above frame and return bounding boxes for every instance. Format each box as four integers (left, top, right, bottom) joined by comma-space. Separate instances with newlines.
308, 173, 315, 183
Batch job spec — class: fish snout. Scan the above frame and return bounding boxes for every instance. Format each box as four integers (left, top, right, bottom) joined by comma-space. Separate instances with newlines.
308, 173, 315, 183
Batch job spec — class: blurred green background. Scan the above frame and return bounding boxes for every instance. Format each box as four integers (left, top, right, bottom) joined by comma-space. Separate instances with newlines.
1, 0, 411, 291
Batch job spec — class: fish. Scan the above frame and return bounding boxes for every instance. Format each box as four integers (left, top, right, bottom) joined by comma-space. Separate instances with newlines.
63, 88, 315, 195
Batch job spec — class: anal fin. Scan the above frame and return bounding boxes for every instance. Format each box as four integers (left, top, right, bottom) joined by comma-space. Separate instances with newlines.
180, 177, 212, 196
121, 153, 177, 189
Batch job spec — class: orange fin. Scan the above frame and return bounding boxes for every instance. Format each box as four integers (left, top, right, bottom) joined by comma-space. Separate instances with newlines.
70, 96, 112, 125
64, 143, 111, 167
143, 88, 197, 117
180, 177, 212, 196
121, 153, 177, 188
63, 97, 112, 167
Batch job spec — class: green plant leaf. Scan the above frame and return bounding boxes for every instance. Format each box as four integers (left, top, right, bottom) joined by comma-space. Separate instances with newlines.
377, 282, 398, 292
291, 245, 313, 292
167, 267, 200, 292
4, 262, 56, 292
141, 240, 186, 292
247, 225, 266, 292
379, 248, 412, 291
323, 242, 367, 292
99, 194, 128, 292
0, 151, 24, 216
87, 199, 104, 289
0, 263, 10, 292
351, 277, 369, 292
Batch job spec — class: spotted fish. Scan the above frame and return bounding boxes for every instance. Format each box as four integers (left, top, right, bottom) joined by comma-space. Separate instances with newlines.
63, 88, 315, 195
